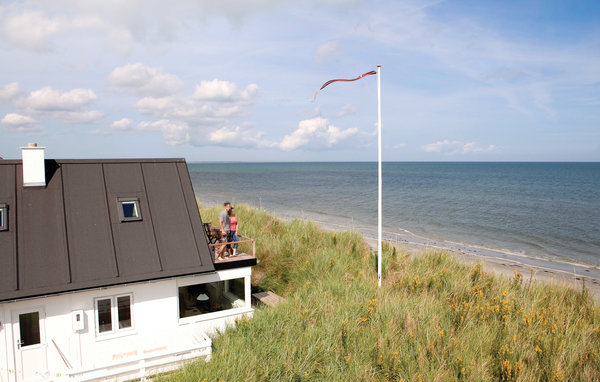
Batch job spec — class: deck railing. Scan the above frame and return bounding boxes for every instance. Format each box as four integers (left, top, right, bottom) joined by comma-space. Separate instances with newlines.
203, 222, 256, 258
207, 234, 256, 258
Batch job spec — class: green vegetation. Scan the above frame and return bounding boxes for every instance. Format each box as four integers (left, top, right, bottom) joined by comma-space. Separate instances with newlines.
163, 204, 600, 381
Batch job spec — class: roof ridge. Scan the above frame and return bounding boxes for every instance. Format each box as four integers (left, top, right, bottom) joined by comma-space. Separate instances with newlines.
0, 158, 187, 164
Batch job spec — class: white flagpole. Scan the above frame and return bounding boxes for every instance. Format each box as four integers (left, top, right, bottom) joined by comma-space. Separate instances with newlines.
377, 64, 382, 288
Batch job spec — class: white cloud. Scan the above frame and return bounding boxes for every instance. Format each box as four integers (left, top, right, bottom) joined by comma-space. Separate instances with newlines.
135, 96, 241, 123
0, 1, 364, 54
0, 3, 139, 53
135, 97, 172, 117
108, 63, 183, 97
208, 125, 275, 148
2, 11, 62, 51
110, 118, 133, 131
422, 140, 458, 153
133, 79, 259, 128
5, 86, 103, 125
137, 119, 190, 146
95, 76, 262, 146
100, 113, 360, 153
0, 82, 20, 101
1, 113, 39, 132
279, 117, 359, 151
0, 7, 134, 53
193, 79, 258, 102
2, 113, 35, 126
328, 125, 359, 145
98, 117, 268, 148
314, 41, 340, 65
422, 139, 499, 154
100, 115, 363, 151
22, 87, 97, 111
92, 117, 134, 135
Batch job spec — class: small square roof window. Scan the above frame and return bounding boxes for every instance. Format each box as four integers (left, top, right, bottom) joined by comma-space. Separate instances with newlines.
118, 198, 142, 222
0, 204, 7, 231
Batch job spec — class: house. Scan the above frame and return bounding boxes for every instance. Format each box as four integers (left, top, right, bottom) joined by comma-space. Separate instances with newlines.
0, 144, 257, 381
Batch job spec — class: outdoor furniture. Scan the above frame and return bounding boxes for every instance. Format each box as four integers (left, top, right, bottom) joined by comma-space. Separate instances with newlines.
203, 222, 218, 244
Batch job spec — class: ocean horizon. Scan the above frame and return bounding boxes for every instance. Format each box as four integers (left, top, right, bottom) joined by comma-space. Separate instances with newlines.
188, 161, 600, 269
188, 161, 600, 164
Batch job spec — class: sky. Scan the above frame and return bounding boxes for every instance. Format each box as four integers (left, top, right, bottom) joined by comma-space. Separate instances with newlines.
0, 0, 598, 161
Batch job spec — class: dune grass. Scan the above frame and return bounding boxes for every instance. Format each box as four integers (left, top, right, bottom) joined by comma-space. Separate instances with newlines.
162, 204, 600, 381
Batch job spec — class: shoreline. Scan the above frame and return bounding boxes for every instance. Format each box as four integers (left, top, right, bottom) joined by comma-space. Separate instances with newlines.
362, 237, 600, 300
284, 211, 600, 300
198, 200, 600, 299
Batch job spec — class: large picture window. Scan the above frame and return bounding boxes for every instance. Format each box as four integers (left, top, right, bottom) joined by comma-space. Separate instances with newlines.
179, 278, 245, 319
95, 294, 133, 335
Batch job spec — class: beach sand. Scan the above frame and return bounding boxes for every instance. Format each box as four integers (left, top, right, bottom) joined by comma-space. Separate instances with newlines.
363, 237, 600, 300
272, 211, 600, 301
209, 203, 600, 301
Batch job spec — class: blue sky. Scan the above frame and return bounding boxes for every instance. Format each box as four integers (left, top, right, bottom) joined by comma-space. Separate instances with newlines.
0, 0, 598, 161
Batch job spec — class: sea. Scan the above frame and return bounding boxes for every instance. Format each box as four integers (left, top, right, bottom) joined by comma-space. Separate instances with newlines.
188, 162, 600, 272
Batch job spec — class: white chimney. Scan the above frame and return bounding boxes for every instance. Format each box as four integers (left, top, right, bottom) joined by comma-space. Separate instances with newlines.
21, 143, 46, 187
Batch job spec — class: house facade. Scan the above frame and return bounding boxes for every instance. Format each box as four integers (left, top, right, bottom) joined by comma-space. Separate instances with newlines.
0, 145, 255, 381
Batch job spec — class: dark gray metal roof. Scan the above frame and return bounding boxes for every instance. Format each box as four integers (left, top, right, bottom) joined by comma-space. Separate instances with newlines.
0, 158, 215, 302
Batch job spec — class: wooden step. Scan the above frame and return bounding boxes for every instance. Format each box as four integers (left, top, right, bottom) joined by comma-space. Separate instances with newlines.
252, 291, 284, 307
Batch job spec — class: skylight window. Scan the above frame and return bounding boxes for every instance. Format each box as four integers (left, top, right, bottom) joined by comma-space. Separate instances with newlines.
0, 204, 7, 231
122, 202, 138, 218
118, 198, 142, 222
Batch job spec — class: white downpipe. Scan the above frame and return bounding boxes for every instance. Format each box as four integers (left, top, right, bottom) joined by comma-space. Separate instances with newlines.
377, 65, 382, 288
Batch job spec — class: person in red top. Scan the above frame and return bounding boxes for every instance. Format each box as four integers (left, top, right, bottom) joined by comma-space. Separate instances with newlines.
228, 207, 239, 257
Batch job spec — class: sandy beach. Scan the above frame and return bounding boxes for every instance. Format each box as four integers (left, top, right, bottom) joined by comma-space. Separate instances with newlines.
264, 207, 600, 300
209, 202, 600, 301
299, 214, 600, 300
362, 237, 600, 301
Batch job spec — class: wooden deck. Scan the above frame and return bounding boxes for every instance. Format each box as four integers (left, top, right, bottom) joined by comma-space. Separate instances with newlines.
213, 252, 255, 264
204, 226, 258, 270
212, 252, 258, 270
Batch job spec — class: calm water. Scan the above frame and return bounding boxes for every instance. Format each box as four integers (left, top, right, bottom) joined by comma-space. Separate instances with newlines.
189, 162, 600, 266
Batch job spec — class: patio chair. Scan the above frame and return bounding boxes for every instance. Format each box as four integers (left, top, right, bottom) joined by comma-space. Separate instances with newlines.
203, 222, 219, 244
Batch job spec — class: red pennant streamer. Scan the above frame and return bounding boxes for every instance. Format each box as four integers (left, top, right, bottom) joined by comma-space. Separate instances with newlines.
312, 70, 377, 101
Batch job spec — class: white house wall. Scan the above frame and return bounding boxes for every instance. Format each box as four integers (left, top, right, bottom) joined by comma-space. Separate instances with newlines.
0, 267, 253, 382
0, 304, 8, 382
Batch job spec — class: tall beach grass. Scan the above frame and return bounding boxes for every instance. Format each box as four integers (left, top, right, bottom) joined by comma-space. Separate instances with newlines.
162, 204, 600, 381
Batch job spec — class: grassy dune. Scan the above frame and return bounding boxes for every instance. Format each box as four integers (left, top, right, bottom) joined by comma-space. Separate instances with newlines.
163, 204, 600, 381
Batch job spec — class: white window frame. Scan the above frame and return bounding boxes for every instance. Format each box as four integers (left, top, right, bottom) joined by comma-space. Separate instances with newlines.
117, 198, 142, 222
177, 269, 252, 325
94, 293, 135, 338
